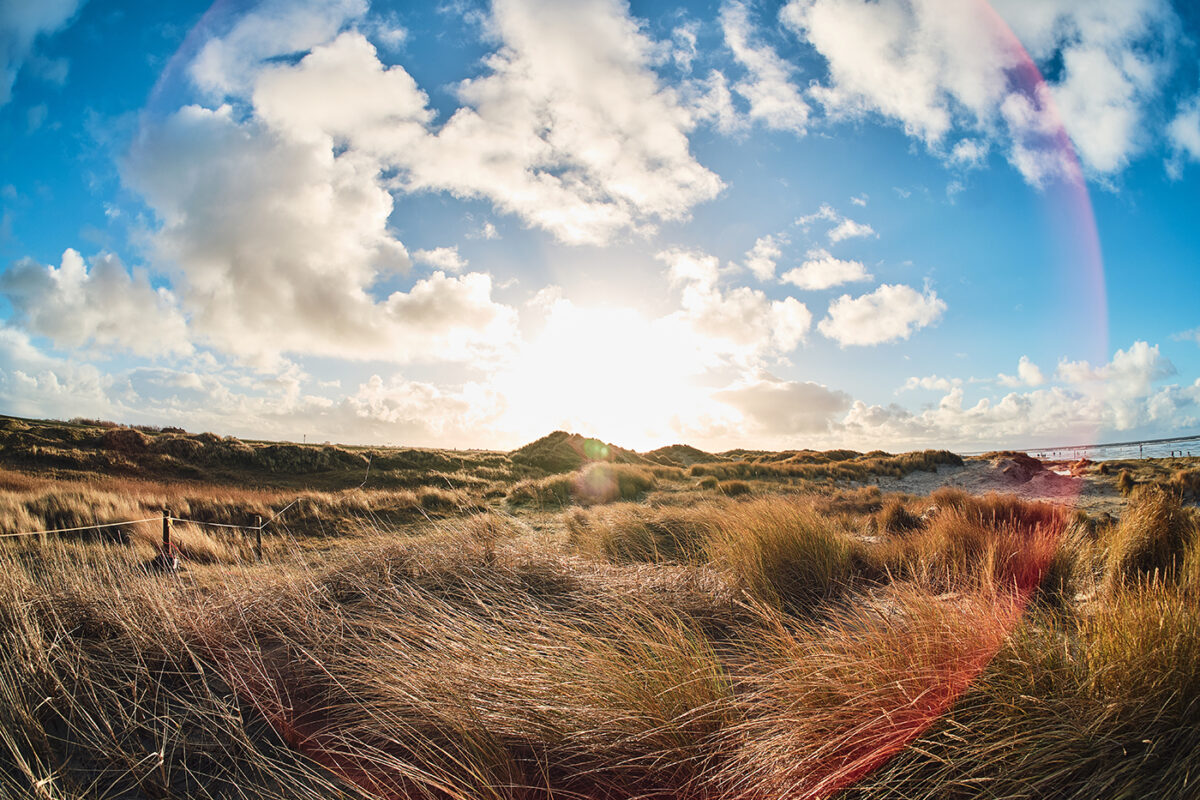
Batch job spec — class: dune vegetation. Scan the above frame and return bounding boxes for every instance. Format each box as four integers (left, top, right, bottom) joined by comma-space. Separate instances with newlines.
0, 415, 1198, 799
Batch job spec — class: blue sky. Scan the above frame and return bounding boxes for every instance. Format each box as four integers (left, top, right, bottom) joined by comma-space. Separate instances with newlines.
0, 0, 1198, 452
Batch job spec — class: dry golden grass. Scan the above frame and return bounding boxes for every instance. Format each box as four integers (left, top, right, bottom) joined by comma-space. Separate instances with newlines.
1, 466, 1198, 799
507, 462, 657, 507
0, 473, 478, 547
1103, 485, 1198, 591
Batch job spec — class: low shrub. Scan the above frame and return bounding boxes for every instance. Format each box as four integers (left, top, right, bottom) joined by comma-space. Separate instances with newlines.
1104, 487, 1197, 591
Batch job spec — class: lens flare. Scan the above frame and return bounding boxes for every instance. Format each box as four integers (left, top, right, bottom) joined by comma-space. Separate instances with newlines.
156, 0, 1111, 795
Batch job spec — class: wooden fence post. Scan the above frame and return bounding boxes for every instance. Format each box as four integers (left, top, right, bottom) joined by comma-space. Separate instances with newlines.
255, 515, 262, 561
162, 509, 175, 571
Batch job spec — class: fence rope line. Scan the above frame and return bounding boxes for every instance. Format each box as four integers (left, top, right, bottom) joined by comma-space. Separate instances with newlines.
0, 517, 162, 539
1, 499, 303, 539
4, 455, 369, 540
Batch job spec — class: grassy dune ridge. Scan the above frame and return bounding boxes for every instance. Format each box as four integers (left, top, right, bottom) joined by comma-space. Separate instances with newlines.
1, 418, 1199, 798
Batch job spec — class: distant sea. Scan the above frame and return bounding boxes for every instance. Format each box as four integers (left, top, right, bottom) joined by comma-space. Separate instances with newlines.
964, 434, 1200, 462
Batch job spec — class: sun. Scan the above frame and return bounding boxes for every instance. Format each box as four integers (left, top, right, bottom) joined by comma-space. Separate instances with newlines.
494, 299, 709, 450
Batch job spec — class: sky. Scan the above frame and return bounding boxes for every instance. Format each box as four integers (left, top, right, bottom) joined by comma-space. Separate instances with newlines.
0, 0, 1198, 453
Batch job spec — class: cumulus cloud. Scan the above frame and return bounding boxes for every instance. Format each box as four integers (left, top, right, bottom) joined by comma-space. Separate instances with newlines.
1055, 341, 1176, 430
719, 1, 809, 133
124, 103, 516, 366
186, 1, 725, 250
412, 246, 467, 273
251, 30, 432, 144
0, 249, 192, 358
743, 234, 784, 281
818, 283, 946, 346
828, 217, 875, 242
0, 330, 118, 421
780, 0, 1180, 182
840, 341, 1195, 450
714, 371, 851, 435
780, 249, 871, 290
659, 248, 812, 363
1167, 94, 1200, 177
1000, 0, 1178, 175
394, 0, 722, 245
189, 0, 367, 97
0, 0, 82, 105
997, 355, 1045, 387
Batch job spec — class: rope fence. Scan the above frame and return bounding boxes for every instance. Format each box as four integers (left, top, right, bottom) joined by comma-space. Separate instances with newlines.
0, 517, 163, 539
0, 502, 303, 566
0, 457, 371, 566
0, 508, 298, 540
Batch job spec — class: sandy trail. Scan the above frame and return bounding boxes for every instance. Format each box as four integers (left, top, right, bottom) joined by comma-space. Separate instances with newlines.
873, 456, 1126, 518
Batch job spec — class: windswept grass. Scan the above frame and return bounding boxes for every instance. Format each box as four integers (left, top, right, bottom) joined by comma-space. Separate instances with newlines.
0, 476, 478, 545
1, 458, 1198, 799
1104, 486, 1198, 590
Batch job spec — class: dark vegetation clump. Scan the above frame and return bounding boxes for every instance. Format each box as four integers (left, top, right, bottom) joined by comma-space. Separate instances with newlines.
1104, 487, 1198, 590
645, 444, 724, 468
509, 430, 646, 473
719, 479, 752, 497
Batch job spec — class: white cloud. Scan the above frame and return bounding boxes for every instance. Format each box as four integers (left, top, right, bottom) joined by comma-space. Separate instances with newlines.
1055, 341, 1176, 430
818, 283, 946, 346
388, 0, 722, 245
842, 341, 1194, 449
743, 234, 784, 281
795, 203, 874, 242
124, 103, 516, 366
687, 69, 746, 134
0, 249, 192, 358
950, 138, 988, 167
1170, 326, 1200, 345
999, 0, 1178, 175
719, 1, 810, 134
412, 246, 468, 273
850, 193, 868, 206
780, 0, 1180, 182
670, 21, 699, 73
795, 203, 838, 227
659, 248, 812, 363
780, 249, 871, 290
828, 216, 875, 242
188, 0, 367, 97
998, 355, 1045, 387
252, 31, 432, 144
1167, 94, 1200, 177
0, 0, 82, 105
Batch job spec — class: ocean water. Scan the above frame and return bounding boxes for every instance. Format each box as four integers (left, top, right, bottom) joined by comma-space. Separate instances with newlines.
1021, 435, 1200, 462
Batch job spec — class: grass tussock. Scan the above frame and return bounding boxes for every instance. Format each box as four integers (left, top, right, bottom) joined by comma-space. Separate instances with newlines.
1103, 486, 1198, 591
507, 462, 656, 507
568, 497, 853, 609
